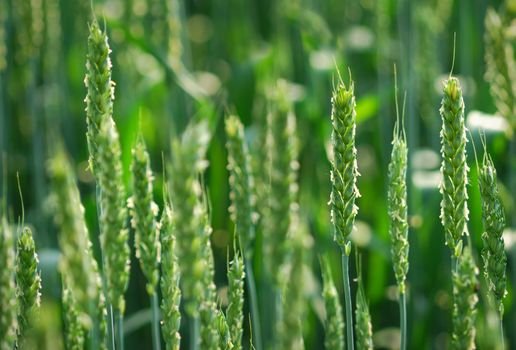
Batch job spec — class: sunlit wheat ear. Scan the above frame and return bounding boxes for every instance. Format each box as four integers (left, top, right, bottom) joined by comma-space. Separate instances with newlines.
227, 248, 245, 350
225, 114, 257, 258
321, 258, 344, 350
451, 247, 478, 350
129, 134, 161, 295
0, 213, 17, 350
439, 77, 469, 256
96, 118, 130, 314
484, 8, 516, 129
265, 79, 299, 286
62, 282, 86, 350
330, 73, 360, 251
478, 145, 507, 315
15, 227, 41, 338
159, 202, 181, 350
167, 120, 210, 318
355, 259, 373, 350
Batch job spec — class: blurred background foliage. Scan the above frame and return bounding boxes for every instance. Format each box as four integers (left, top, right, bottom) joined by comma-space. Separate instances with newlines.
1, 0, 515, 349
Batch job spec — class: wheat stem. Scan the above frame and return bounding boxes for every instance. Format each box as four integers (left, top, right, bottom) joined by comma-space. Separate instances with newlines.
151, 291, 161, 350
400, 292, 407, 350
115, 309, 124, 350
190, 316, 200, 350
244, 257, 262, 350
341, 250, 354, 350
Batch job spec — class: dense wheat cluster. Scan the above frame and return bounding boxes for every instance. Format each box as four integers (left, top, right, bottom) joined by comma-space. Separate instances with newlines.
1, 0, 515, 349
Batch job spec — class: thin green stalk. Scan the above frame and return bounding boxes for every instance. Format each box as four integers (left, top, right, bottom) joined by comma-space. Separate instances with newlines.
151, 292, 161, 350
341, 251, 354, 350
115, 309, 124, 350
500, 316, 504, 349
400, 292, 407, 350
190, 316, 199, 350
244, 257, 262, 350
108, 305, 115, 350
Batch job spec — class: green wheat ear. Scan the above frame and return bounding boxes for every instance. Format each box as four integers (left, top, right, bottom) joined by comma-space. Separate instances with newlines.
15, 227, 41, 338
388, 89, 409, 295
451, 246, 478, 350
216, 308, 233, 350
321, 257, 345, 350
278, 225, 308, 350
330, 73, 360, 251
225, 114, 257, 258
478, 145, 507, 315
227, 247, 245, 350
265, 79, 299, 286
129, 134, 161, 295
484, 7, 515, 129
0, 213, 17, 350
84, 18, 130, 315
84, 18, 115, 175
439, 76, 469, 256
200, 198, 221, 350
167, 120, 211, 317
48, 146, 105, 325
62, 282, 86, 350
160, 203, 182, 350
355, 258, 373, 350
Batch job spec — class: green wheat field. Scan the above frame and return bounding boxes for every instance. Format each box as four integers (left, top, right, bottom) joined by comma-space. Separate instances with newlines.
0, 0, 515, 349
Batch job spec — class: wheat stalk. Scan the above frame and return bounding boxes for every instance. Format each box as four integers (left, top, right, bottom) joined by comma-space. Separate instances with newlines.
15, 227, 41, 339
0, 212, 17, 350
160, 203, 182, 350
439, 76, 469, 257
451, 246, 478, 350
321, 258, 344, 350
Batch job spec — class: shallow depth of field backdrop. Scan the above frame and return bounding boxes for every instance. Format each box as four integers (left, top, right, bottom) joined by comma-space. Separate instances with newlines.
1, 0, 515, 349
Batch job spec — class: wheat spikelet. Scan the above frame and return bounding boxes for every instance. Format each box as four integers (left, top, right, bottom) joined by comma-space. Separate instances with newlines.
266, 79, 299, 286
388, 107, 409, 294
217, 308, 233, 350
227, 248, 244, 350
355, 261, 373, 350
62, 283, 85, 350
478, 149, 507, 315
321, 258, 344, 350
439, 77, 469, 255
15, 227, 41, 338
167, 120, 210, 317
160, 203, 181, 350
129, 134, 161, 295
330, 73, 360, 251
225, 114, 256, 257
0, 213, 17, 350
484, 8, 516, 129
